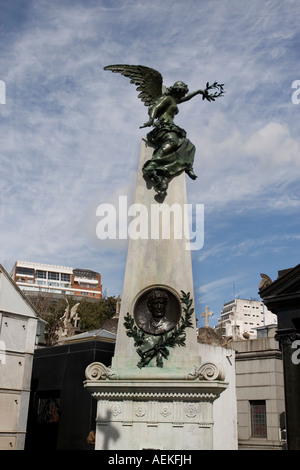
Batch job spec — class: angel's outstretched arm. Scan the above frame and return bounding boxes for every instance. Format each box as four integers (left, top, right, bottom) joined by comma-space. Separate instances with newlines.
178, 82, 224, 104
178, 89, 205, 103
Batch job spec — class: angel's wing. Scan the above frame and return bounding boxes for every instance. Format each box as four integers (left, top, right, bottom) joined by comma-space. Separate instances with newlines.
104, 64, 163, 107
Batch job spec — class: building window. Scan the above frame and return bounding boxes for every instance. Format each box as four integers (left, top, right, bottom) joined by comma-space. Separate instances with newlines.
48, 271, 59, 280
37, 392, 60, 424
250, 400, 267, 438
36, 270, 47, 279
61, 273, 71, 282
16, 266, 34, 276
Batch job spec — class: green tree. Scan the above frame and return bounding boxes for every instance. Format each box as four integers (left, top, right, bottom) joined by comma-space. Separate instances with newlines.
30, 294, 117, 345
30, 295, 66, 346
77, 296, 116, 331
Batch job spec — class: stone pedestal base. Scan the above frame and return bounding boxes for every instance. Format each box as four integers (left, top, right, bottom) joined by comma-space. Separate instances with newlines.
84, 362, 227, 450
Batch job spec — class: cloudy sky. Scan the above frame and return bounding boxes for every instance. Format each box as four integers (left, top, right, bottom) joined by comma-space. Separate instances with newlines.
1, 0, 300, 327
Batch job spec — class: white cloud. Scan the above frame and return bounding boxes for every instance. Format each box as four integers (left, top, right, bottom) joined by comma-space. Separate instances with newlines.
187, 116, 300, 214
244, 121, 300, 167
198, 275, 239, 295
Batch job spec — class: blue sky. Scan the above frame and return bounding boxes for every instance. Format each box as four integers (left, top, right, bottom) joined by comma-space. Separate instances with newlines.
1, 0, 300, 327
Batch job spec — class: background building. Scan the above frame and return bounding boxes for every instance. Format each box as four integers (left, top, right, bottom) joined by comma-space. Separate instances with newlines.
0, 264, 40, 450
259, 263, 300, 450
218, 298, 277, 339
11, 261, 102, 303
232, 325, 285, 450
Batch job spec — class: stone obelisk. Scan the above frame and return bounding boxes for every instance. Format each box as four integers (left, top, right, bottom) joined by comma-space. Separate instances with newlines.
110, 138, 199, 378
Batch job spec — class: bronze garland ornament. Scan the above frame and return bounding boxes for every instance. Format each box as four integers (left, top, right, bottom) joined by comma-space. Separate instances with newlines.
124, 290, 194, 368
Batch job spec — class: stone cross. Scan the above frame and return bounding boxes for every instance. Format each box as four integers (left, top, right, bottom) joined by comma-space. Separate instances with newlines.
201, 306, 213, 327
73, 311, 80, 328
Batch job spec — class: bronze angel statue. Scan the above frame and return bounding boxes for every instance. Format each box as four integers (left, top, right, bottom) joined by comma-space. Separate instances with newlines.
104, 64, 224, 198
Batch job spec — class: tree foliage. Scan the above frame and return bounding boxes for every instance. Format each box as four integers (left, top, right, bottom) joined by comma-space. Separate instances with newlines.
30, 294, 117, 345
77, 296, 116, 331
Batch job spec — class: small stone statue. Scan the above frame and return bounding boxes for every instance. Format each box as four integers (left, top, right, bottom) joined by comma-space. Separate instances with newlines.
259, 273, 272, 291
59, 299, 80, 337
104, 64, 224, 198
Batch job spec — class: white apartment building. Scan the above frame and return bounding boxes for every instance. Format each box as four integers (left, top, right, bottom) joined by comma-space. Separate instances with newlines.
10, 261, 102, 301
218, 298, 277, 339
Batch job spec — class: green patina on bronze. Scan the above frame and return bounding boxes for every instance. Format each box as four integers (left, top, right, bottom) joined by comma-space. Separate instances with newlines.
124, 291, 194, 368
104, 64, 224, 199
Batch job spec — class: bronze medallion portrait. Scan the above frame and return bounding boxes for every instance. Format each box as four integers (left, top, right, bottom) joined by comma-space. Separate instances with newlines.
133, 287, 181, 335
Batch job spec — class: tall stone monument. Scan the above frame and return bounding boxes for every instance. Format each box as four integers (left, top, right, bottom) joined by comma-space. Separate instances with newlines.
84, 65, 227, 450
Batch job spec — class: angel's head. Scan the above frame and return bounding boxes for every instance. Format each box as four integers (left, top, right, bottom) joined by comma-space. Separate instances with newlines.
167, 81, 189, 98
